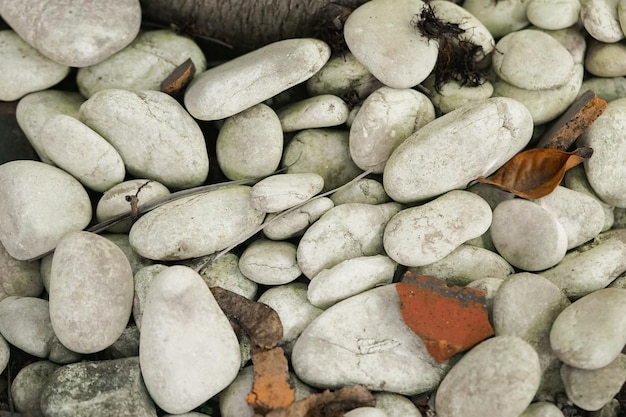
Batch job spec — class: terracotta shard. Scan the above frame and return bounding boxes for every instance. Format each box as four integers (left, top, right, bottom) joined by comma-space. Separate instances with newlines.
160, 57, 196, 96
396, 272, 494, 362
247, 346, 295, 414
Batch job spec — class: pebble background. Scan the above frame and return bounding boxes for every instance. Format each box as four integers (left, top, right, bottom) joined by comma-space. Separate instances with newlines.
1, 0, 626, 416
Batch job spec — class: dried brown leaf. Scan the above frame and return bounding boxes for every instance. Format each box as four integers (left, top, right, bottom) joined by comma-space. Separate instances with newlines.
265, 385, 375, 417
247, 347, 295, 414
160, 57, 195, 96
475, 147, 593, 199
210, 286, 283, 349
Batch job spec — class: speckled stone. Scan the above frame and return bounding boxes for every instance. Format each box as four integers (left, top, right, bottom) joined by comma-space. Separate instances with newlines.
11, 361, 60, 417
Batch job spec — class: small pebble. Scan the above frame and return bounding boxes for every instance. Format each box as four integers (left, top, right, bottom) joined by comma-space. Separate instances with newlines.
585, 40, 626, 77
373, 392, 422, 417
199, 253, 257, 299
250, 173, 324, 213
526, 0, 581, 29
581, 76, 626, 102
239, 239, 301, 285
519, 402, 565, 417
276, 94, 349, 132
263, 197, 335, 240
580, 0, 625, 43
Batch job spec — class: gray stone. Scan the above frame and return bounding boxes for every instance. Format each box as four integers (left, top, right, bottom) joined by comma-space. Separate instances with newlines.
527, 0, 581, 30
383, 97, 533, 203
80, 89, 209, 190
466, 277, 503, 319
435, 336, 541, 417
40, 357, 156, 417
297, 202, 401, 278
330, 179, 389, 205
384, 191, 492, 267
0, 160, 92, 260
77, 30, 207, 97
550, 288, 626, 369
12, 361, 60, 417
292, 285, 450, 394
581, 0, 625, 43
277, 95, 349, 132
263, 197, 335, 240
129, 185, 265, 261
49, 232, 133, 354
0, 242, 43, 301
561, 354, 626, 411
250, 173, 324, 213
132, 264, 168, 330
374, 392, 422, 417
350, 87, 435, 173
0, 31, 70, 101
239, 239, 301, 285
307, 255, 397, 309
139, 266, 240, 414
104, 325, 140, 359
185, 38, 330, 120
199, 254, 257, 299
0, 0, 141, 67
216, 103, 283, 181
343, 0, 439, 88
0, 335, 8, 374
40, 114, 125, 192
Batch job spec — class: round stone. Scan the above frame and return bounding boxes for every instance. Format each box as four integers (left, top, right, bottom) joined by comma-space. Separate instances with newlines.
585, 40, 626, 77
263, 197, 335, 241
250, 173, 324, 213
374, 392, 422, 417
239, 240, 301, 285
49, 231, 133, 354
491, 199, 568, 271
526, 0, 581, 30
276, 95, 349, 132
435, 336, 541, 417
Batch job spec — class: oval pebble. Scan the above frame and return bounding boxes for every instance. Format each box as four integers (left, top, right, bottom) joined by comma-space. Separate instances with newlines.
384, 191, 492, 267
49, 232, 133, 354
0, 243, 43, 301
373, 392, 422, 417
263, 197, 335, 240
383, 97, 533, 203
579, 97, 626, 207
550, 288, 626, 369
129, 185, 265, 261
330, 179, 389, 205
250, 173, 324, 213
0, 160, 92, 260
297, 202, 402, 278
349, 87, 435, 173
0, 31, 70, 101
343, 0, 438, 88
79, 89, 209, 189
526, 0, 581, 30
276, 94, 349, 132
581, 0, 625, 43
257, 283, 324, 344
519, 402, 565, 417
11, 361, 60, 417
491, 199, 568, 271
76, 29, 207, 97
239, 240, 301, 285
139, 266, 240, 414
585, 40, 626, 77
185, 38, 330, 120
216, 103, 283, 181
307, 255, 397, 309
40, 114, 125, 192
435, 336, 541, 417
292, 284, 449, 394
462, 0, 530, 38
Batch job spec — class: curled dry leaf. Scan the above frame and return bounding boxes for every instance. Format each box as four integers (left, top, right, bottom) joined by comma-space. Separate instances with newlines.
475, 147, 593, 199
210, 286, 283, 349
247, 346, 296, 414
396, 272, 494, 363
263, 385, 375, 417
160, 57, 196, 96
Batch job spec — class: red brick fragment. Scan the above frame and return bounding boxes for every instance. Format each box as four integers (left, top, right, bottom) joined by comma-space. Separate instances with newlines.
396, 272, 494, 362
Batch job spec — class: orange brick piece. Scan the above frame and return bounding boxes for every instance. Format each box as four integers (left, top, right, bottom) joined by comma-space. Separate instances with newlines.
396, 272, 494, 362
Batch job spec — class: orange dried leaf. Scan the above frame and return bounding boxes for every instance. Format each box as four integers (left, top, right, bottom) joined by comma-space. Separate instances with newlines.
475, 147, 593, 199
210, 286, 283, 349
396, 273, 494, 362
247, 347, 295, 414
160, 57, 195, 96
264, 385, 375, 417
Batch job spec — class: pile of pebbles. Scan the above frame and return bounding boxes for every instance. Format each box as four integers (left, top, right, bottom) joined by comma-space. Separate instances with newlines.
1, 0, 626, 416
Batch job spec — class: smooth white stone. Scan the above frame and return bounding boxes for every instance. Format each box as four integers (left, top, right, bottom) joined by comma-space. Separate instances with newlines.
199, 253, 257, 299
0, 0, 141, 67
349, 87, 435, 173
283, 129, 363, 191
77, 30, 207, 97
585, 40, 626, 77
550, 288, 626, 369
0, 242, 43, 301
263, 197, 335, 240
15, 90, 84, 164
239, 240, 301, 285
307, 255, 397, 309
384, 191, 492, 267
140, 266, 240, 414
0, 31, 70, 101
330, 179, 389, 205
374, 392, 423, 417
250, 173, 324, 213
11, 361, 60, 417
216, 103, 283, 181
185, 38, 330, 120
49, 232, 133, 354
80, 89, 209, 189
408, 244, 513, 286
297, 202, 402, 278
0, 160, 92, 260
491, 199, 568, 271
277, 95, 349, 132
422, 76, 494, 114
292, 285, 450, 394
462, 0, 530, 38
40, 115, 125, 192
579, 97, 626, 207
435, 336, 541, 417
527, 0, 581, 30
257, 283, 324, 344
581, 0, 625, 43
344, 0, 438, 88
383, 97, 533, 203
129, 186, 265, 261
